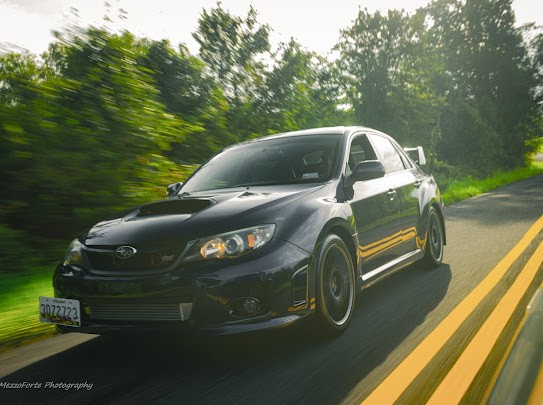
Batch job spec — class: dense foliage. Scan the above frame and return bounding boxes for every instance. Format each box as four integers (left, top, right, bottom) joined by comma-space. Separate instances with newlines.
1, 0, 542, 265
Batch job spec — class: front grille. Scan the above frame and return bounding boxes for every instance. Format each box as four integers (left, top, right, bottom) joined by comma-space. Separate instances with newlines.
89, 303, 193, 321
83, 245, 184, 273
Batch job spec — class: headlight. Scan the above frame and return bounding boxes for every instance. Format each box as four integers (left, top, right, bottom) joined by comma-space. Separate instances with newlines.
63, 239, 82, 266
183, 225, 276, 262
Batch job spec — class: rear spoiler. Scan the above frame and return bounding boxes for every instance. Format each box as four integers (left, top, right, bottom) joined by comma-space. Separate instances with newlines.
404, 146, 427, 166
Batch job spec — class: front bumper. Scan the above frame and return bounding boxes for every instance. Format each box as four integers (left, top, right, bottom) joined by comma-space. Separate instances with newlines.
53, 238, 313, 335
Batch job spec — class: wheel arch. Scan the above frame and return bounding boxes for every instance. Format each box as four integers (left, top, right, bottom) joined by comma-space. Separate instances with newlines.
313, 230, 357, 334
431, 202, 446, 245
313, 217, 359, 278
327, 225, 358, 274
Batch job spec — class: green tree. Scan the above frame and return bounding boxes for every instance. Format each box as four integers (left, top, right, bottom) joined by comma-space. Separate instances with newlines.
1, 28, 197, 238
193, 3, 270, 138
257, 39, 347, 132
138, 40, 211, 120
426, 0, 540, 170
137, 39, 235, 162
0, 52, 45, 223
335, 8, 442, 148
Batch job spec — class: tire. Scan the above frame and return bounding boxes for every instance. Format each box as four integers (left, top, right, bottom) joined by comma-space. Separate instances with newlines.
314, 234, 356, 335
421, 206, 444, 268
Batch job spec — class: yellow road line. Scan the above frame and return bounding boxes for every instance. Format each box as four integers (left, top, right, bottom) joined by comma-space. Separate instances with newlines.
361, 214, 543, 405
428, 239, 543, 404
480, 285, 530, 404
528, 363, 543, 405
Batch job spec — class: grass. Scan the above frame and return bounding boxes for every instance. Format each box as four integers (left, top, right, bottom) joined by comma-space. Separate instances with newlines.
0, 266, 57, 353
441, 161, 543, 205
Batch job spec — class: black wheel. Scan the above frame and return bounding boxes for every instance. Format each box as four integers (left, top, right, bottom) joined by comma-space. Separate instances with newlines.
314, 234, 356, 335
421, 206, 444, 268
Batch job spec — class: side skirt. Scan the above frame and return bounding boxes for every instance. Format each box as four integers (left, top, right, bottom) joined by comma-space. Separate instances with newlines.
358, 249, 424, 290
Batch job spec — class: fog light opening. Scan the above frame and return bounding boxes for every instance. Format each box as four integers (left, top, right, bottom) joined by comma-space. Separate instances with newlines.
229, 297, 262, 318
58, 266, 82, 278
243, 298, 260, 315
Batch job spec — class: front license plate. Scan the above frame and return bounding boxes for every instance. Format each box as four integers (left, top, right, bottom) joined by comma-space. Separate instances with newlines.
39, 296, 81, 327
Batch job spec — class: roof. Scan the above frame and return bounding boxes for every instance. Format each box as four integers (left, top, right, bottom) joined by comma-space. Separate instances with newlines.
244, 126, 379, 142
220, 126, 390, 152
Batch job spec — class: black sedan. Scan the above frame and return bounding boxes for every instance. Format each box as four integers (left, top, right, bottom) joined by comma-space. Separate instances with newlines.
40, 126, 445, 336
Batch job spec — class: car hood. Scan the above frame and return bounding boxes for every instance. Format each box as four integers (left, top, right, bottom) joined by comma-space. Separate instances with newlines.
81, 184, 325, 246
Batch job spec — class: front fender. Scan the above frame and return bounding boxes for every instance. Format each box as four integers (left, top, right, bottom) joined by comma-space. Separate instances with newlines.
270, 197, 359, 303
271, 197, 356, 254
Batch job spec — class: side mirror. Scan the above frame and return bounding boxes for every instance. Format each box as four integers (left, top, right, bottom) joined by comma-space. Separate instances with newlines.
404, 146, 427, 166
166, 182, 183, 196
350, 160, 386, 183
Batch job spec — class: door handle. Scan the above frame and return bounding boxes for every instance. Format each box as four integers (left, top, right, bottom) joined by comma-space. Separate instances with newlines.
414, 180, 423, 188
387, 189, 397, 199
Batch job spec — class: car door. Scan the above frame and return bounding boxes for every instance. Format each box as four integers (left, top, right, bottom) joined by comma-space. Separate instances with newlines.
347, 133, 402, 273
368, 133, 421, 256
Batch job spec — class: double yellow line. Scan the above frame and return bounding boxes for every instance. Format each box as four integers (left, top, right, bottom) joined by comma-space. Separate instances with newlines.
362, 214, 543, 404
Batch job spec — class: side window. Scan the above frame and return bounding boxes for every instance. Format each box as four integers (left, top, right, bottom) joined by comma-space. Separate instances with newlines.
369, 134, 406, 174
347, 134, 378, 172
389, 139, 413, 169
397, 149, 413, 169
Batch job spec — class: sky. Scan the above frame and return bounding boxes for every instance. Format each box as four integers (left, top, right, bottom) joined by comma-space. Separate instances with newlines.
0, 0, 542, 56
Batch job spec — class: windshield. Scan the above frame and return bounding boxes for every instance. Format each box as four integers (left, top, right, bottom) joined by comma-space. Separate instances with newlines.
181, 134, 342, 193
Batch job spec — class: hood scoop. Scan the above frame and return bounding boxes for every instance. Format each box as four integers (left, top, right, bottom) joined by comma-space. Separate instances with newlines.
136, 199, 213, 217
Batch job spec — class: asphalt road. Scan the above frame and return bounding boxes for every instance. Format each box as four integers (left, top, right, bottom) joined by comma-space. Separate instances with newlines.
1, 174, 543, 405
